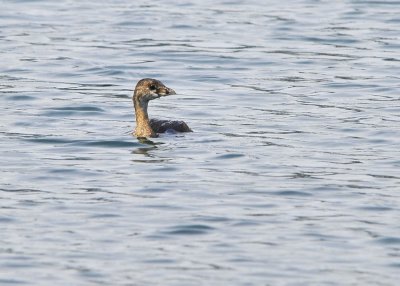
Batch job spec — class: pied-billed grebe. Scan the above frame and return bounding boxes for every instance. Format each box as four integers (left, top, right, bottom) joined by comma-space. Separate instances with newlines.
133, 78, 192, 138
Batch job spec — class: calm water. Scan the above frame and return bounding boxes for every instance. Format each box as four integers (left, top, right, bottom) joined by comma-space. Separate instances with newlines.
1, 0, 400, 285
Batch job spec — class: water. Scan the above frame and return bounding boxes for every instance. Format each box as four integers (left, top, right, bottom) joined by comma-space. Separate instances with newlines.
1, 0, 400, 285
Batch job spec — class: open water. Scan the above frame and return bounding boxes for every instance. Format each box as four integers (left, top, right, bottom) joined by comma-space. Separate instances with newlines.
1, 0, 400, 285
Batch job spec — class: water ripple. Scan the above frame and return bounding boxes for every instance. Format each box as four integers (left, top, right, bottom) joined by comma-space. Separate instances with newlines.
1, 0, 399, 285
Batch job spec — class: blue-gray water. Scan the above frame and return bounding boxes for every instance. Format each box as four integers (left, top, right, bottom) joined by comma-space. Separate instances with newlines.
1, 0, 400, 285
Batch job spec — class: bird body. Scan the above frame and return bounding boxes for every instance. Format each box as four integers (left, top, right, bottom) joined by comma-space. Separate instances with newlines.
150, 118, 192, 134
132, 78, 192, 138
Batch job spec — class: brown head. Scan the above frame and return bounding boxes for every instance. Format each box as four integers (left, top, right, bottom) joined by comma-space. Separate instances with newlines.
133, 78, 177, 138
133, 78, 176, 103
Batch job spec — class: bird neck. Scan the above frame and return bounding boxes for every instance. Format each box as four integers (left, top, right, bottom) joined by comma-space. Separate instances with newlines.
134, 97, 157, 138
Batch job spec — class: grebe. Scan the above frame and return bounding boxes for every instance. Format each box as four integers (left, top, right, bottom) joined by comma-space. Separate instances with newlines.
133, 78, 192, 138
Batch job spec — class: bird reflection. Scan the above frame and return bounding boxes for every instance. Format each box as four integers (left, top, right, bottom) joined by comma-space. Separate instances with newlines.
131, 137, 168, 163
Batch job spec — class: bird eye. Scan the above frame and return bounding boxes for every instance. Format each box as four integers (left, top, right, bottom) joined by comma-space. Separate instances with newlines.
149, 84, 156, 91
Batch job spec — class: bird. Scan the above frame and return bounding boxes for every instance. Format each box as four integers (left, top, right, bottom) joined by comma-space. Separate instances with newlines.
132, 78, 192, 138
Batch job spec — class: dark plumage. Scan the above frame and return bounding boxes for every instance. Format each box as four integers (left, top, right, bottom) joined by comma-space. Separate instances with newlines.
150, 118, 192, 134
132, 78, 192, 138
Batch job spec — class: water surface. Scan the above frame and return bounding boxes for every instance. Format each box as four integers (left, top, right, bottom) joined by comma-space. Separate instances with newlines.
1, 0, 400, 285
